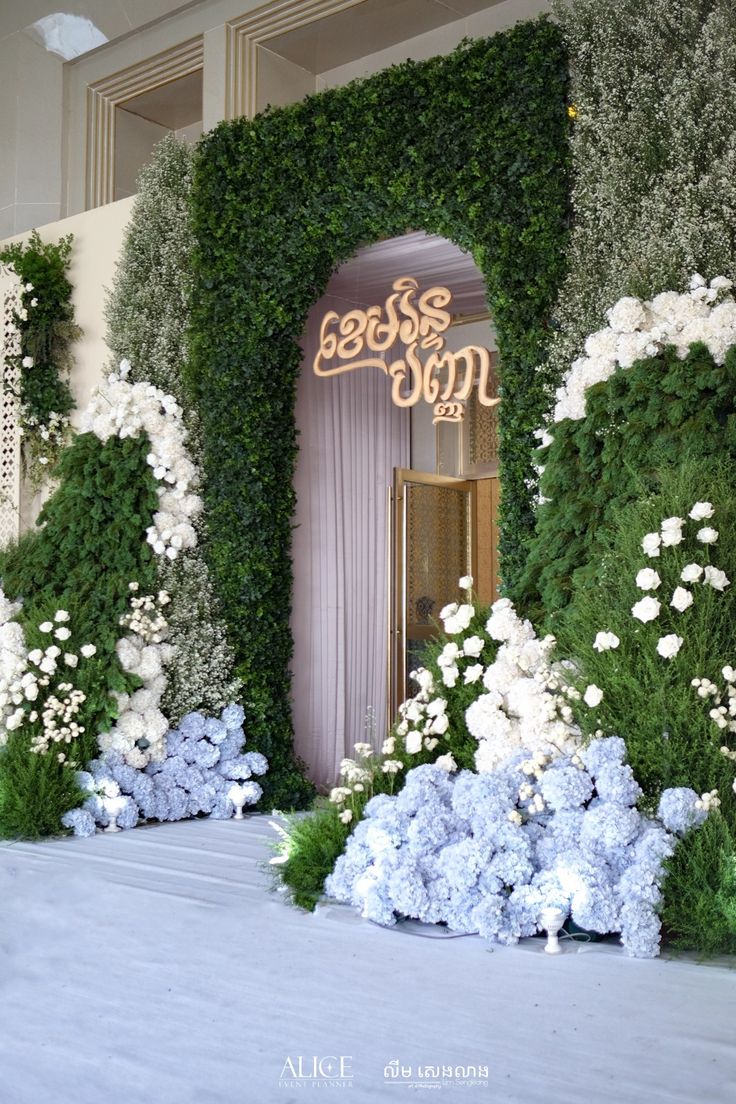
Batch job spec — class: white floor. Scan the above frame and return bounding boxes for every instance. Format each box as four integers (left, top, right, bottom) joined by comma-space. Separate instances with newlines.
1, 817, 734, 1104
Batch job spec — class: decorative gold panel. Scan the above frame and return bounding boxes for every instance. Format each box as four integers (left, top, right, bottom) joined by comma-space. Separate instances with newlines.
466, 353, 500, 470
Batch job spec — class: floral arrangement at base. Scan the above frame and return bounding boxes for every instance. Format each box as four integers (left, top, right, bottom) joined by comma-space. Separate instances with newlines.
325, 737, 708, 958
61, 704, 267, 836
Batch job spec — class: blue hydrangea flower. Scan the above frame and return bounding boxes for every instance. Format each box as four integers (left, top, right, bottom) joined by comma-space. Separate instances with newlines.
221, 703, 245, 730
61, 808, 96, 838
657, 788, 708, 835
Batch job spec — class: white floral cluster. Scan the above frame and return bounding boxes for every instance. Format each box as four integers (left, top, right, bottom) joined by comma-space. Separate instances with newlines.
630, 502, 729, 661
30, 683, 86, 759
20, 409, 67, 467
81, 362, 202, 562
0, 590, 29, 744
99, 586, 173, 768
464, 599, 581, 773
553, 275, 736, 424
0, 605, 97, 762
118, 581, 170, 644
692, 666, 736, 796
329, 744, 375, 825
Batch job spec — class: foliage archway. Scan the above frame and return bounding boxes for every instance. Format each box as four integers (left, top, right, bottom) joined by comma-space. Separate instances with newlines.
188, 19, 570, 806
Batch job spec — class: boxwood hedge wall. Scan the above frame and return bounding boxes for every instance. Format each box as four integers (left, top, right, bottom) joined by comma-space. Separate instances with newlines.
188, 19, 569, 805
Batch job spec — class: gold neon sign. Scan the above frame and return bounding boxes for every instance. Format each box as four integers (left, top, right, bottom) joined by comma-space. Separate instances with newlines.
313, 277, 499, 423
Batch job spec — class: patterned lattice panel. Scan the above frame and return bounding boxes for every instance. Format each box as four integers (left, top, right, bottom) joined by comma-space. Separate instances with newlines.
0, 264, 22, 548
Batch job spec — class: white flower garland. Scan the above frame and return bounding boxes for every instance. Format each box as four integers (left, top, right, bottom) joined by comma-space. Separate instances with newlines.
552, 275, 736, 424
80, 361, 202, 561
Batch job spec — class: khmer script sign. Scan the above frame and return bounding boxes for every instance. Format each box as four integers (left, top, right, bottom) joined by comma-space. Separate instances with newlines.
313, 276, 499, 423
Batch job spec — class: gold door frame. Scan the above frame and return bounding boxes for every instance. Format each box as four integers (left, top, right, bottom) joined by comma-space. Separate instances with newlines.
388, 469, 477, 721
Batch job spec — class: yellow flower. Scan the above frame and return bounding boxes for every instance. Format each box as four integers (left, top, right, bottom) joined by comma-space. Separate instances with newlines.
567, 104, 578, 119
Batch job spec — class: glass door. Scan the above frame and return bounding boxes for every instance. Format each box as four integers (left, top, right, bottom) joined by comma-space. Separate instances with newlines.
389, 469, 476, 716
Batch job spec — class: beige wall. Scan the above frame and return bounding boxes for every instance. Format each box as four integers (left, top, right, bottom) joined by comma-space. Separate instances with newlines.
318, 0, 551, 88
61, 0, 550, 216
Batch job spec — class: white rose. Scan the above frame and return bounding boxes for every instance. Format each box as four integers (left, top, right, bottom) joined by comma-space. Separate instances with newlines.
442, 665, 459, 688
463, 635, 484, 658
670, 587, 694, 612
704, 566, 730, 591
54, 627, 71, 641
689, 502, 714, 521
697, 527, 718, 544
593, 631, 620, 652
54, 610, 70, 622
429, 713, 450, 736
656, 634, 683, 660
39, 622, 53, 633
681, 563, 703, 583
632, 596, 661, 623
405, 730, 423, 755
464, 663, 484, 685
435, 753, 457, 773
80, 644, 97, 658
583, 684, 604, 707
458, 575, 473, 589
425, 698, 447, 717
636, 568, 661, 591
641, 532, 661, 558
444, 604, 474, 635
660, 517, 684, 546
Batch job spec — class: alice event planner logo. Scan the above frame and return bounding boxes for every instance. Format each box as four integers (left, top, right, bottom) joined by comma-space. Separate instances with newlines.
278, 1056, 489, 1090
279, 1056, 354, 1088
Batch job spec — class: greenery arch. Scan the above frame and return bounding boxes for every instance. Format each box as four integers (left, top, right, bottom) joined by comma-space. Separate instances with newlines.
188, 18, 570, 807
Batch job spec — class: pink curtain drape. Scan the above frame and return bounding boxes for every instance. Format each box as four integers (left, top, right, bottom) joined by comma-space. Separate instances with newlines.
291, 295, 410, 789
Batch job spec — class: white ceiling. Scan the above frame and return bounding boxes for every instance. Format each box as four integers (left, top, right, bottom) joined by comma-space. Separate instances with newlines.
0, 0, 200, 48
326, 230, 489, 318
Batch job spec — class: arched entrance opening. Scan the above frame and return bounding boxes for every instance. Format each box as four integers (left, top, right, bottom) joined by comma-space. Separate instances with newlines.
291, 231, 500, 787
